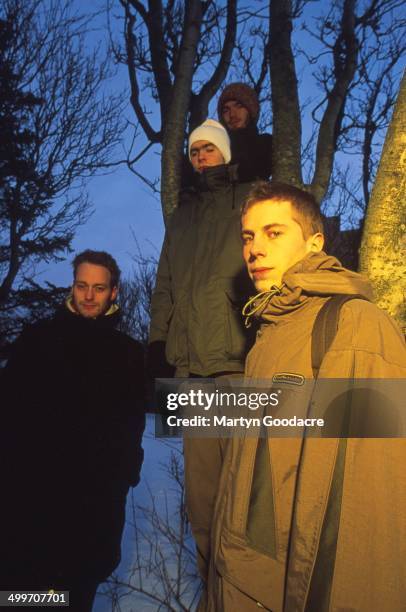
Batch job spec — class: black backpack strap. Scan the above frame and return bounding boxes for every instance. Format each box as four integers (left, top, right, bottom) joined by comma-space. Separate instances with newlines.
311, 294, 368, 379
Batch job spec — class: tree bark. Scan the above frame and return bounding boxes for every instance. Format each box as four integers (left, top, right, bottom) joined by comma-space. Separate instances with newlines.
269, 0, 302, 186
161, 0, 204, 222
310, 0, 358, 204
359, 72, 406, 330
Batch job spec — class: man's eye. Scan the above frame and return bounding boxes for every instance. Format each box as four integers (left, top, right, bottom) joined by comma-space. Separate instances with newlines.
242, 235, 252, 244
76, 284, 86, 290
268, 231, 281, 239
95, 287, 106, 293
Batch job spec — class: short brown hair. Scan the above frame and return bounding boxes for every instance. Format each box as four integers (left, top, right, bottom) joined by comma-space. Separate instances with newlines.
242, 181, 324, 239
72, 250, 121, 288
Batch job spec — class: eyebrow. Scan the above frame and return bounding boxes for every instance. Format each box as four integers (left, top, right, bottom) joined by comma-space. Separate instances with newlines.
223, 101, 241, 108
264, 223, 288, 231
75, 281, 108, 288
190, 143, 215, 154
241, 223, 288, 235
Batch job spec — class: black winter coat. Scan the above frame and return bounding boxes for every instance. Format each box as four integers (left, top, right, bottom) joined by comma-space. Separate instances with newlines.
228, 123, 272, 182
0, 305, 145, 587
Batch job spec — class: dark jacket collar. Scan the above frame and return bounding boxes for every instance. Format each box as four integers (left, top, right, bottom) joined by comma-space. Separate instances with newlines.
191, 163, 239, 192
228, 122, 259, 141
54, 299, 121, 330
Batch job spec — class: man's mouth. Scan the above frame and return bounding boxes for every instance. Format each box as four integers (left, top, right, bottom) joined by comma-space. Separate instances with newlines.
251, 267, 273, 278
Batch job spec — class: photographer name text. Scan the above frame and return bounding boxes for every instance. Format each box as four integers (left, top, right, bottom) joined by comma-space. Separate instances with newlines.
166, 415, 325, 428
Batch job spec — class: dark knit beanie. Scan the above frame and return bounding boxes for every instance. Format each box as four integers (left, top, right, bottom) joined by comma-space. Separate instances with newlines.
217, 83, 260, 124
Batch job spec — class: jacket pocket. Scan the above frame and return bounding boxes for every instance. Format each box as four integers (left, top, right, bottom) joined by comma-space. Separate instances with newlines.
215, 572, 274, 611
216, 526, 285, 612
165, 295, 187, 366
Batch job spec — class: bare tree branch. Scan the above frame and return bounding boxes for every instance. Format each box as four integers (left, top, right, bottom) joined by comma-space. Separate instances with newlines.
0, 0, 125, 345
121, 0, 162, 142
189, 0, 238, 129
310, 0, 358, 203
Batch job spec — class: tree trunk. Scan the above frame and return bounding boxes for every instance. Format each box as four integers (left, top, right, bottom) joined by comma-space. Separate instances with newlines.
161, 0, 203, 222
269, 0, 302, 186
359, 73, 406, 330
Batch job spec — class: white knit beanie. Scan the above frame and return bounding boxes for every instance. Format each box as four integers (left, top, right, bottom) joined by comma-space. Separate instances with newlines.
188, 119, 231, 164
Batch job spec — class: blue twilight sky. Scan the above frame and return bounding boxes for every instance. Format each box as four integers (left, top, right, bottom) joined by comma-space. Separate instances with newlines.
35, 1, 403, 290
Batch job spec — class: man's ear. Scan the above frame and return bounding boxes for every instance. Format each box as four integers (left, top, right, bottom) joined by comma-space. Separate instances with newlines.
111, 286, 118, 302
307, 232, 324, 253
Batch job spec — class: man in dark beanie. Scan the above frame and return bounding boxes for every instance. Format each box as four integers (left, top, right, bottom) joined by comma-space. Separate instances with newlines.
217, 82, 272, 182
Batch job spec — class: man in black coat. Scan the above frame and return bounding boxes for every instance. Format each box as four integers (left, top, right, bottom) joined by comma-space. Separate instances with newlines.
1, 250, 145, 611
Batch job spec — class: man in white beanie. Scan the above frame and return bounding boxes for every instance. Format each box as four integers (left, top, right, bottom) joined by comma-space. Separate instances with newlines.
149, 119, 253, 380
148, 119, 255, 588
188, 118, 231, 171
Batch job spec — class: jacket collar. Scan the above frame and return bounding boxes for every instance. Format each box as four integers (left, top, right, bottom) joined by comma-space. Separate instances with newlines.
55, 297, 121, 329
228, 122, 259, 143
191, 163, 239, 192
243, 252, 374, 327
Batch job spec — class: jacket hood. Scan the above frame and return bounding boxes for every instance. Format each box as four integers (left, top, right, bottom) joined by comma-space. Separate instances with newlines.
243, 251, 374, 325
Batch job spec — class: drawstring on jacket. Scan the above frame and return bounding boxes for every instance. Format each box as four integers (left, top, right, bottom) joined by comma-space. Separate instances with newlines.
242, 285, 285, 328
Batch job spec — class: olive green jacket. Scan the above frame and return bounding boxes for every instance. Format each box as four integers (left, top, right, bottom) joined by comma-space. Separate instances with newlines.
149, 165, 254, 376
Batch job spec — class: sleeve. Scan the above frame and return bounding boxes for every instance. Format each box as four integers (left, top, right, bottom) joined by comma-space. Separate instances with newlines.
3, 325, 41, 412
1, 325, 46, 485
318, 301, 406, 437
148, 231, 176, 381
149, 231, 173, 344
120, 339, 146, 488
321, 300, 406, 378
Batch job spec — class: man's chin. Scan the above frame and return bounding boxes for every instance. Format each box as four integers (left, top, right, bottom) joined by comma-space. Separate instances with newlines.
253, 278, 281, 293
78, 306, 100, 318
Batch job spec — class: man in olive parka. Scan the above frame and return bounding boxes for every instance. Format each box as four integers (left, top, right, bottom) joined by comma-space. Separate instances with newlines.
149, 119, 254, 379
148, 119, 255, 582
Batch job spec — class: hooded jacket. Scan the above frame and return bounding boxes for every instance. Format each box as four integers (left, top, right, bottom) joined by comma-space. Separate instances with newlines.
198, 253, 406, 611
1, 302, 145, 587
149, 164, 255, 377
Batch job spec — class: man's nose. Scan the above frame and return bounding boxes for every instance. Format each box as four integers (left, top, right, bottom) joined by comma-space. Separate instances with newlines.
249, 235, 267, 259
85, 286, 94, 300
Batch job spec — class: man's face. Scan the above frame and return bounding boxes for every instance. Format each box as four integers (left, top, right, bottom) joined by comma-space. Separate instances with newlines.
72, 262, 118, 318
190, 140, 225, 173
241, 199, 323, 291
221, 100, 250, 130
